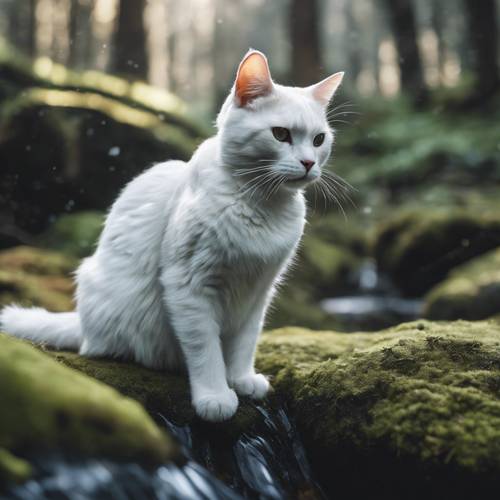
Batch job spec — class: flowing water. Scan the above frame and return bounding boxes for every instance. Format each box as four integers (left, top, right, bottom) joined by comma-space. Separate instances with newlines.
5, 404, 323, 500
321, 259, 423, 331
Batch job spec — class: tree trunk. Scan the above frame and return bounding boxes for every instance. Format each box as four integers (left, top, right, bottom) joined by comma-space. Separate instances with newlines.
345, 1, 362, 85
290, 0, 322, 86
430, 0, 445, 81
383, 0, 427, 103
463, 0, 499, 100
111, 0, 148, 80
27, 0, 37, 57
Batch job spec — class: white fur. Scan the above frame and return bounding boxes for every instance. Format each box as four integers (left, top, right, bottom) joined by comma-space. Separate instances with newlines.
1, 51, 343, 422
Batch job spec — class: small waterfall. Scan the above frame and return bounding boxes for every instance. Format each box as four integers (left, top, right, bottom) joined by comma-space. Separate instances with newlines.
6, 404, 323, 500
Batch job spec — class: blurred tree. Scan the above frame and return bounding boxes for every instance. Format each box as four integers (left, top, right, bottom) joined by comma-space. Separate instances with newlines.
290, 0, 323, 86
69, 0, 95, 68
345, 1, 362, 85
111, 0, 148, 80
6, 0, 37, 57
27, 0, 37, 56
463, 0, 499, 102
382, 0, 427, 103
429, 0, 445, 80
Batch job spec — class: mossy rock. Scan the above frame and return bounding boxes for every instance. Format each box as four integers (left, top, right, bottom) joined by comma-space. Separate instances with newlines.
4, 315, 500, 496
39, 211, 104, 258
257, 320, 500, 498
266, 285, 336, 331
0, 333, 176, 485
373, 209, 500, 296
424, 247, 500, 321
0, 40, 207, 235
0, 246, 76, 311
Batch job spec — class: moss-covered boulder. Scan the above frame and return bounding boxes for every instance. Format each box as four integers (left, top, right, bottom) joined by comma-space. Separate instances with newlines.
423, 247, 500, 321
4, 317, 500, 497
0, 39, 207, 237
374, 209, 500, 296
38, 211, 104, 258
0, 333, 176, 485
257, 320, 500, 498
0, 246, 76, 311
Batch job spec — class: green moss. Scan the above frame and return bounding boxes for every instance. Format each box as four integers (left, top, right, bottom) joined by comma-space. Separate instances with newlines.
0, 333, 175, 481
373, 209, 500, 295
0, 448, 32, 485
0, 37, 208, 139
46, 349, 261, 443
39, 211, 104, 258
266, 288, 336, 331
424, 248, 500, 320
0, 246, 75, 311
0, 39, 207, 235
257, 320, 500, 496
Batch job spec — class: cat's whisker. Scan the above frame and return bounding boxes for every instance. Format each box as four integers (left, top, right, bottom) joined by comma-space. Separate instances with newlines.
266, 175, 286, 200
319, 174, 355, 216
239, 171, 276, 200
318, 180, 348, 220
321, 177, 356, 210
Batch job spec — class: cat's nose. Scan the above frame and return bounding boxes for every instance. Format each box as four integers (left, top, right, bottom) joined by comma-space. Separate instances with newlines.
301, 160, 315, 172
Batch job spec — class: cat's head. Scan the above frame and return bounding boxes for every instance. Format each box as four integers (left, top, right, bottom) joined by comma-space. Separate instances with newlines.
217, 49, 343, 194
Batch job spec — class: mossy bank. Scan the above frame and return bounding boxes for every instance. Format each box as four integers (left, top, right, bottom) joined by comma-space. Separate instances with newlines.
0, 333, 176, 486
257, 320, 500, 498
9, 319, 498, 499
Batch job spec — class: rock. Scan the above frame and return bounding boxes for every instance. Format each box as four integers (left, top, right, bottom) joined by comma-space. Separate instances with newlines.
373, 209, 500, 296
3, 308, 500, 496
38, 211, 104, 258
0, 333, 176, 485
257, 320, 500, 498
423, 247, 500, 320
0, 246, 76, 311
0, 39, 207, 236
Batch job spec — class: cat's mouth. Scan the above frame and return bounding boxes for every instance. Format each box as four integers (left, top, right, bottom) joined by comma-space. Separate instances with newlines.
286, 174, 310, 184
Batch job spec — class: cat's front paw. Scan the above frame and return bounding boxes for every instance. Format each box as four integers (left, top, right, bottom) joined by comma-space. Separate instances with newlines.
193, 389, 238, 422
229, 373, 271, 400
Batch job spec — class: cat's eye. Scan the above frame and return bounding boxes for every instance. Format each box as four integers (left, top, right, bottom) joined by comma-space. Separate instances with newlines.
272, 127, 291, 143
313, 133, 325, 147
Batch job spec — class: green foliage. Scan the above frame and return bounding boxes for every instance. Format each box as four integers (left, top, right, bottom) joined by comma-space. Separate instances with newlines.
336, 100, 500, 194
424, 248, 500, 320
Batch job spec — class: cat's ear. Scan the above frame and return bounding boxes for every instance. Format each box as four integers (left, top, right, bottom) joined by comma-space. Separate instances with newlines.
234, 50, 274, 107
308, 72, 344, 106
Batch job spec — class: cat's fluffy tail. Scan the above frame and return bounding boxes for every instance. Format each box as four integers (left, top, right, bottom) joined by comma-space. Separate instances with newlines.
0, 305, 81, 350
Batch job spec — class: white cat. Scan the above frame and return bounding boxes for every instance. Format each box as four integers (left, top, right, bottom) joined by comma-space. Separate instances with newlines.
1, 50, 343, 422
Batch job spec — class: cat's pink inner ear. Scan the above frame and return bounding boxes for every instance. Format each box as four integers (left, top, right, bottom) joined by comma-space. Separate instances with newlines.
235, 51, 273, 107
309, 72, 345, 106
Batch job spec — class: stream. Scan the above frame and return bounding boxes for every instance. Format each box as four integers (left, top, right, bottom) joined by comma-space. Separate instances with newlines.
321, 259, 423, 331
5, 404, 323, 500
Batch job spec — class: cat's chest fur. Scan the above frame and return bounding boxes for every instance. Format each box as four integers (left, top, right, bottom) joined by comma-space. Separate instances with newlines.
163, 186, 306, 291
